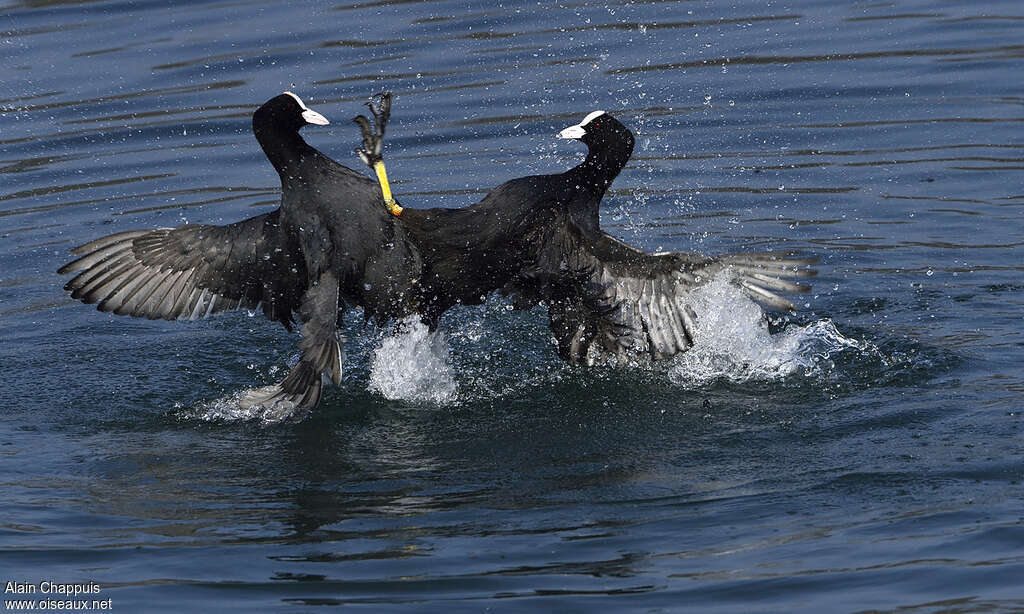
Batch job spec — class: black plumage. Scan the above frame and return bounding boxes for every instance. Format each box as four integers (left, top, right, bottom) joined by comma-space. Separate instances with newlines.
390, 110, 637, 327
60, 92, 423, 420
59, 92, 816, 421
354, 99, 816, 364
554, 113, 816, 362
531, 111, 817, 362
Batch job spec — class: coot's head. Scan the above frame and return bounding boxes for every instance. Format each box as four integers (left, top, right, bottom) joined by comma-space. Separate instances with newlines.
557, 111, 634, 157
253, 91, 329, 135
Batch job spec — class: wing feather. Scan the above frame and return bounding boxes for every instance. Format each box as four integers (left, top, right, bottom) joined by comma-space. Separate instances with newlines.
59, 210, 305, 328
528, 220, 817, 363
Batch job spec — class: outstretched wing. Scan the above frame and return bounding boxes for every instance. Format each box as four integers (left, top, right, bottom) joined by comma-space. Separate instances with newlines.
58, 210, 306, 328
515, 219, 817, 364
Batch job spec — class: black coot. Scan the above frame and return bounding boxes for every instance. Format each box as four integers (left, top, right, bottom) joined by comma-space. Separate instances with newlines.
532, 109, 817, 363
60, 92, 423, 421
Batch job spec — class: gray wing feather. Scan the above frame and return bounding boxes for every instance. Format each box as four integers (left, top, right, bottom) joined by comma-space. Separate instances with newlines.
545, 230, 817, 364
59, 210, 305, 328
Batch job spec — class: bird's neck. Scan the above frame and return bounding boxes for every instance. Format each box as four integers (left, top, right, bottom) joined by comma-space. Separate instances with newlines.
255, 127, 316, 180
573, 140, 632, 196
564, 139, 633, 237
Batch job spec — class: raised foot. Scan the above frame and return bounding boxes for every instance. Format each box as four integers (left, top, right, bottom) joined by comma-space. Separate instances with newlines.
353, 92, 402, 216
353, 92, 392, 169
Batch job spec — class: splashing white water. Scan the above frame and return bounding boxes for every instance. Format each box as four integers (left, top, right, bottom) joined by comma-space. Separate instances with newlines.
177, 276, 878, 423
368, 318, 458, 404
668, 275, 866, 386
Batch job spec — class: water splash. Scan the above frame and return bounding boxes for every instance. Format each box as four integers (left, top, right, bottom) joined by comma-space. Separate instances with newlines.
175, 276, 930, 422
668, 275, 869, 387
368, 318, 458, 405
177, 319, 461, 422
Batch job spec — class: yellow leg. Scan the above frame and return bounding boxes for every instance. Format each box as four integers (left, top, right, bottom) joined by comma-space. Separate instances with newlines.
372, 160, 403, 216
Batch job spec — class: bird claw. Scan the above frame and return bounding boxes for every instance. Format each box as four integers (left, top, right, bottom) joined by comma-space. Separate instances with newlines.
353, 92, 392, 169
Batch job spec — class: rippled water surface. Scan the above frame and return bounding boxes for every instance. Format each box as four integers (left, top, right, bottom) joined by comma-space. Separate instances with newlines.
2, 1, 1023, 612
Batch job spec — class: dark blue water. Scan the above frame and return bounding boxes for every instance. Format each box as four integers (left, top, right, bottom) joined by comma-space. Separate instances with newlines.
2, 1, 1023, 612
